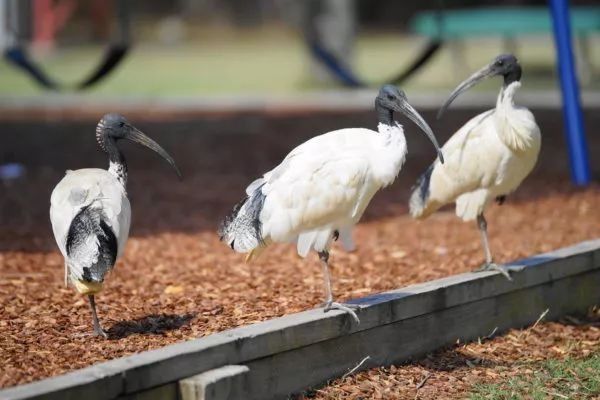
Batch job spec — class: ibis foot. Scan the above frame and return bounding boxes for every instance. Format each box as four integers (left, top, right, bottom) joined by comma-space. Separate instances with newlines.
323, 301, 360, 324
474, 262, 513, 281
74, 325, 108, 339
93, 326, 109, 339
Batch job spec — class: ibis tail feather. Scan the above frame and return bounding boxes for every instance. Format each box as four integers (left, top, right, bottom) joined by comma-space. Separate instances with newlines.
409, 164, 440, 219
66, 205, 117, 284
219, 184, 266, 254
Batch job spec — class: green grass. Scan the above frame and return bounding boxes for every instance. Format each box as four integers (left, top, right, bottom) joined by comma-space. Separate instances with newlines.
469, 354, 600, 400
1, 28, 598, 97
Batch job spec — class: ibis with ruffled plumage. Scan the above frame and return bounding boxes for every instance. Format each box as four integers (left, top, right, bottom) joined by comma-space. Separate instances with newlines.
409, 54, 541, 280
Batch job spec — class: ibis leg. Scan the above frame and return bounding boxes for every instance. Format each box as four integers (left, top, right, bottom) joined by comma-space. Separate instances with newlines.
318, 250, 360, 324
88, 294, 108, 338
474, 214, 512, 281
64, 263, 68, 286
478, 214, 493, 265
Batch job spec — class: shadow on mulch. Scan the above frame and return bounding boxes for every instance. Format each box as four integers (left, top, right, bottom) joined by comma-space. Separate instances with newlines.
416, 347, 506, 373
558, 311, 600, 328
107, 313, 196, 339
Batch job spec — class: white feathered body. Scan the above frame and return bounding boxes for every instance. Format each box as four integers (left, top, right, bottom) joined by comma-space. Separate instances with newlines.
221, 123, 407, 257
410, 81, 541, 221
50, 168, 131, 293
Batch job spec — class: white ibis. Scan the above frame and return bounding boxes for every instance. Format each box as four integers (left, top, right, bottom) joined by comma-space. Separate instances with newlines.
50, 114, 181, 337
219, 85, 444, 323
409, 54, 541, 279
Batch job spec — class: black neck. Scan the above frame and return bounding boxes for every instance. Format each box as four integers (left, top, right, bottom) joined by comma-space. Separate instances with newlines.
503, 65, 522, 86
98, 132, 128, 186
376, 102, 394, 126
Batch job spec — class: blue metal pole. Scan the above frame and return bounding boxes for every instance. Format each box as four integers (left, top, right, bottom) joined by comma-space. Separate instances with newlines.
549, 0, 591, 185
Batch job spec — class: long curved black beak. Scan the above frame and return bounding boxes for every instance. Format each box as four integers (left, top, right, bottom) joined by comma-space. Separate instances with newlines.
126, 126, 182, 179
437, 65, 495, 119
396, 100, 444, 164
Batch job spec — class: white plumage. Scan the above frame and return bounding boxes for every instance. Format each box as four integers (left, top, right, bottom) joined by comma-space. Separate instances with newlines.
221, 85, 444, 322
235, 125, 406, 256
410, 82, 541, 220
49, 113, 180, 337
50, 168, 131, 283
410, 54, 541, 278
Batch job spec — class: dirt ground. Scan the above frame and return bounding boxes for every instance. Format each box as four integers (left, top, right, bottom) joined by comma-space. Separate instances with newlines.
1, 111, 600, 390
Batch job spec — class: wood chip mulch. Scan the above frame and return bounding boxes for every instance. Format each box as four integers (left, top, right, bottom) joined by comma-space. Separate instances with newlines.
304, 309, 600, 400
1, 136, 599, 390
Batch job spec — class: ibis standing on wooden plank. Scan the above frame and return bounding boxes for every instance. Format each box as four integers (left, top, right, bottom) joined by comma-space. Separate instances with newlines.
50, 114, 181, 337
409, 54, 541, 279
220, 85, 444, 323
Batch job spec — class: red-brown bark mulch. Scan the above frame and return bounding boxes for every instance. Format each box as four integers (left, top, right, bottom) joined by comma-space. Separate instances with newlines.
304, 309, 600, 400
1, 173, 598, 389
2, 109, 600, 392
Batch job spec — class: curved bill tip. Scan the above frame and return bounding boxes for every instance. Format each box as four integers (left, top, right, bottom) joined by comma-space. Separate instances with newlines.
437, 149, 445, 164
172, 163, 183, 181
398, 100, 445, 164
126, 126, 183, 180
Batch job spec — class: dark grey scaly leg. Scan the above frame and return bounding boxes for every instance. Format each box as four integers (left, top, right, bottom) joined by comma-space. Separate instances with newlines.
88, 294, 108, 338
318, 250, 360, 323
473, 214, 512, 281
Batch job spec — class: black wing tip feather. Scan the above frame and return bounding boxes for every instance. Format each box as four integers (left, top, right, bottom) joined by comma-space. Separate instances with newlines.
249, 189, 266, 244
411, 164, 434, 205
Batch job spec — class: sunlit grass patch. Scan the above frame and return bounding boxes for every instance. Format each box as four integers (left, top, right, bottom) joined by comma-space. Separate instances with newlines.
470, 353, 600, 400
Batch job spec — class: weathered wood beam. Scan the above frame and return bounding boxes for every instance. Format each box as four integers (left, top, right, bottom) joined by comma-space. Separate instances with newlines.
179, 365, 248, 400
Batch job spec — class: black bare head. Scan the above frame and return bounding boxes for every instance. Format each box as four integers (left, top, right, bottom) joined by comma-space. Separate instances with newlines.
375, 85, 444, 164
438, 54, 522, 118
375, 85, 407, 117
96, 113, 129, 141
490, 54, 522, 85
96, 113, 182, 179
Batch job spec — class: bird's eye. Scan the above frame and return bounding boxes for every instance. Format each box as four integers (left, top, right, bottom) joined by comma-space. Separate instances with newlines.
387, 95, 395, 101
496, 60, 504, 66
119, 122, 125, 127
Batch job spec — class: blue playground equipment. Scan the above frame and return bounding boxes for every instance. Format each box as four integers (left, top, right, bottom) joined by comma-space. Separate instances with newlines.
549, 0, 591, 185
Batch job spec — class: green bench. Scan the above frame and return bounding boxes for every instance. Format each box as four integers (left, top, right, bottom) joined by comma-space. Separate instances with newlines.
410, 6, 600, 38
410, 6, 600, 84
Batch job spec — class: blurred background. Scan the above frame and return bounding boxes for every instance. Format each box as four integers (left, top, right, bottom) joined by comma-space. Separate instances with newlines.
1, 0, 600, 96
0, 0, 599, 238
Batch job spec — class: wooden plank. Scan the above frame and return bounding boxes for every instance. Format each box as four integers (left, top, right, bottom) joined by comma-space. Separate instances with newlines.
179, 366, 249, 400
1, 239, 598, 400
0, 365, 124, 400
118, 384, 177, 400
242, 268, 600, 399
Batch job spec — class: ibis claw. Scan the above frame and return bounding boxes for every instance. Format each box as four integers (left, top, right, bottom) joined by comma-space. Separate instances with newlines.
474, 262, 513, 281
93, 327, 108, 339
323, 301, 361, 324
